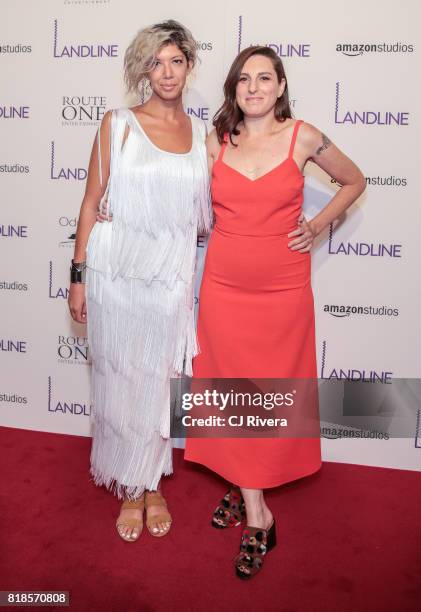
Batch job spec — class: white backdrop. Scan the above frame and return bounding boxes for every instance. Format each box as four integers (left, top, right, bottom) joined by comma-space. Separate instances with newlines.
1, 0, 420, 472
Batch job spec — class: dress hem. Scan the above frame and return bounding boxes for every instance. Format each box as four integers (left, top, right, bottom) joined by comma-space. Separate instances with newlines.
184, 453, 322, 489
89, 464, 174, 500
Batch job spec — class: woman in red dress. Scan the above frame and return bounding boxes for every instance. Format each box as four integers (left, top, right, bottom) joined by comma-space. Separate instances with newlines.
184, 46, 366, 579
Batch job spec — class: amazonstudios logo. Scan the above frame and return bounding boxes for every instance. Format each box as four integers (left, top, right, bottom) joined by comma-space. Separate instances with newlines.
336, 41, 414, 57
323, 304, 399, 319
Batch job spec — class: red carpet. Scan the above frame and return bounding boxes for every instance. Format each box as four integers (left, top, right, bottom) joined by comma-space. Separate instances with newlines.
0, 425, 420, 612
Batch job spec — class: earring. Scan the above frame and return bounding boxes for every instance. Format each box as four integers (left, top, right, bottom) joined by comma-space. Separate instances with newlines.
140, 79, 151, 104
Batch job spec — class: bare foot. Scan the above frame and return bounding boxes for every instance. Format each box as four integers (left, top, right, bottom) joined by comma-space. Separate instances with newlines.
145, 491, 172, 536
116, 496, 145, 541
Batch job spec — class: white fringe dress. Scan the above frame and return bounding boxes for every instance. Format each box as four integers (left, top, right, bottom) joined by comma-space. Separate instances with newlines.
85, 108, 211, 499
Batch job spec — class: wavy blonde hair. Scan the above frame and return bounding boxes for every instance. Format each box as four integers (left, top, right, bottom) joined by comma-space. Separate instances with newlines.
124, 20, 198, 97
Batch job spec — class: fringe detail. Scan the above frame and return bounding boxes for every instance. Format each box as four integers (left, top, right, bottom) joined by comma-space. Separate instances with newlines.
89, 428, 173, 501
86, 221, 112, 273
86, 267, 197, 445
84, 108, 209, 494
182, 302, 199, 376
109, 223, 197, 288
171, 298, 198, 376
86, 108, 211, 283
87, 271, 195, 374
194, 118, 213, 235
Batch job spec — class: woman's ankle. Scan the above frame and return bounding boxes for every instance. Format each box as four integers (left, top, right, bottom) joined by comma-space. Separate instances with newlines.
245, 503, 273, 529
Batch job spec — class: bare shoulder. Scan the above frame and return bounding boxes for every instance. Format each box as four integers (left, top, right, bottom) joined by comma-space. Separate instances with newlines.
129, 104, 147, 117
297, 121, 333, 158
297, 121, 323, 147
206, 128, 219, 147
189, 115, 208, 140
206, 128, 221, 159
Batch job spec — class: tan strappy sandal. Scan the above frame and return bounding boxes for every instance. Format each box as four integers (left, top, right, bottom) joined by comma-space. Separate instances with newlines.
115, 494, 145, 542
145, 490, 172, 537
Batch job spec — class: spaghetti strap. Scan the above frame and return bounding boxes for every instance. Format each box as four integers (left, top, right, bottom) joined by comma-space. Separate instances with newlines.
97, 126, 103, 187
288, 120, 303, 159
217, 132, 229, 162
95, 109, 127, 216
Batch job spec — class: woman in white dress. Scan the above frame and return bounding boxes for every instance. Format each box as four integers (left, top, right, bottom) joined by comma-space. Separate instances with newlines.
68, 20, 210, 542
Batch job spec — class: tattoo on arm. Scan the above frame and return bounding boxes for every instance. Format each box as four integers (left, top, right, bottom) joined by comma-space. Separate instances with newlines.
316, 133, 332, 155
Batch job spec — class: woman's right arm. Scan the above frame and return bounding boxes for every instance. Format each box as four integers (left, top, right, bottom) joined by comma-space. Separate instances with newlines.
68, 110, 112, 324
206, 128, 220, 176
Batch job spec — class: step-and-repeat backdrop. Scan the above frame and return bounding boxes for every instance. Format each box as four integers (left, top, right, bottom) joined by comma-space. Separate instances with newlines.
1, 0, 420, 472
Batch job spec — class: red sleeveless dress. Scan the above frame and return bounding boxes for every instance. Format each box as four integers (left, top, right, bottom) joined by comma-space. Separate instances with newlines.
184, 120, 321, 488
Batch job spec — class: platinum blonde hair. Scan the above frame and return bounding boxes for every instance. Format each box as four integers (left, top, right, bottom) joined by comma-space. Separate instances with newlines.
124, 20, 198, 97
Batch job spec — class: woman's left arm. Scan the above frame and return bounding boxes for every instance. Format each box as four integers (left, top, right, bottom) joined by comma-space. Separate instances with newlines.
288, 123, 366, 252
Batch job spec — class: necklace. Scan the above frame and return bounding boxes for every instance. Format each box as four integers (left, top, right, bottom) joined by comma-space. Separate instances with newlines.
232, 122, 288, 179
237, 142, 263, 178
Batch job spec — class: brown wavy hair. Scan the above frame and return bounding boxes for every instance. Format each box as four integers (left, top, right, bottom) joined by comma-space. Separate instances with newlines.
214, 46, 292, 144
